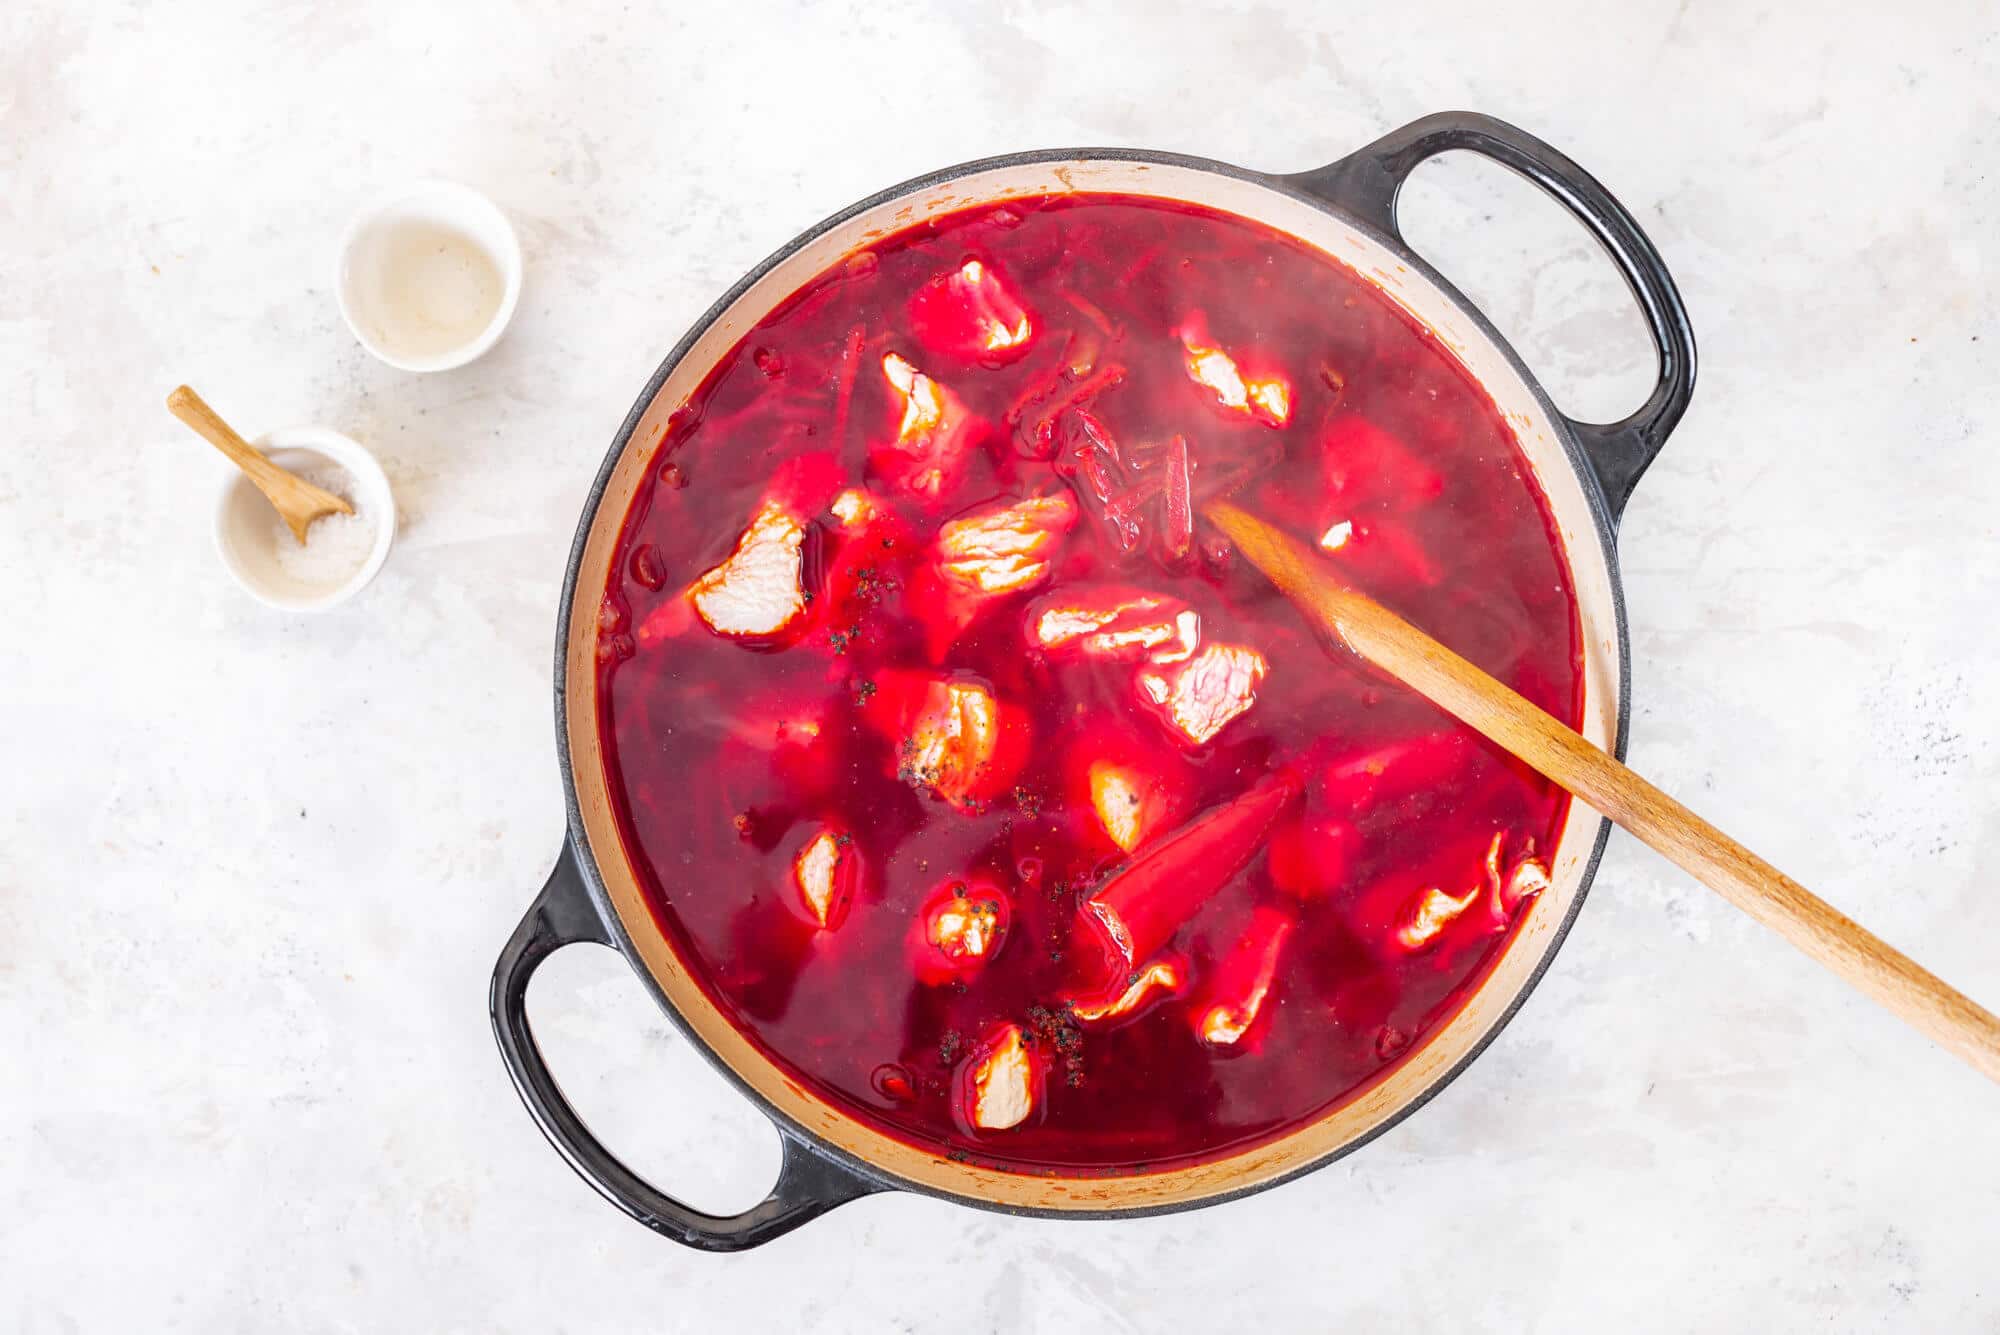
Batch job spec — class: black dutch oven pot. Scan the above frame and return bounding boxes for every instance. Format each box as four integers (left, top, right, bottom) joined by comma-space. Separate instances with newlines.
491, 111, 1695, 1251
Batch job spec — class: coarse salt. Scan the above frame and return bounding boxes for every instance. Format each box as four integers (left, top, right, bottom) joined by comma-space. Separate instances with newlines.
272, 461, 378, 587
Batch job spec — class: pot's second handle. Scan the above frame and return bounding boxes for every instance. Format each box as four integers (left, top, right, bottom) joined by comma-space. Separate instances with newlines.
490, 841, 881, 1251
1286, 112, 1697, 523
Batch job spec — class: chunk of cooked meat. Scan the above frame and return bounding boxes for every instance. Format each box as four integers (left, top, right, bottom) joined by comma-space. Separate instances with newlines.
689, 501, 807, 638
961, 1023, 1039, 1131
936, 492, 1079, 595
1135, 642, 1267, 746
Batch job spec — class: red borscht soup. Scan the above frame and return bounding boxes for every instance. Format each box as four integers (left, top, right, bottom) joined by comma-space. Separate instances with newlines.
594, 194, 1579, 1173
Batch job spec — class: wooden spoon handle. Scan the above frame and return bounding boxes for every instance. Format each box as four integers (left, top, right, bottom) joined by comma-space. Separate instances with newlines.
167, 385, 292, 489
1207, 500, 2000, 1084
168, 385, 353, 543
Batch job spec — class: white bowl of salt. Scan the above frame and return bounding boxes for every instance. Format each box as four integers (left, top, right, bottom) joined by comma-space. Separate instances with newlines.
213, 426, 397, 612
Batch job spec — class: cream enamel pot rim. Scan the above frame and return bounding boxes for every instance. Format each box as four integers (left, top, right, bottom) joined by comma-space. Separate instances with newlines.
489, 111, 1697, 1251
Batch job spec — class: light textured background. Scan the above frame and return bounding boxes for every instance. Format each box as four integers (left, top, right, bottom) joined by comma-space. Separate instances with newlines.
5, 2, 1998, 1330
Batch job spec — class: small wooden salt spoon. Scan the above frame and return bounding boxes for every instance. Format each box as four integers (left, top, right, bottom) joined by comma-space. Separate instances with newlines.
1206, 499, 2000, 1084
167, 385, 353, 543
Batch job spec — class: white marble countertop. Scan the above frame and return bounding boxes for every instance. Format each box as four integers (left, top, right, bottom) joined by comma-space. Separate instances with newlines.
7, 2, 1998, 1329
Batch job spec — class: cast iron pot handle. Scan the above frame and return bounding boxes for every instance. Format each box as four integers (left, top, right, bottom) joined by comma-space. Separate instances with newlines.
1286, 111, 1697, 522
489, 841, 881, 1251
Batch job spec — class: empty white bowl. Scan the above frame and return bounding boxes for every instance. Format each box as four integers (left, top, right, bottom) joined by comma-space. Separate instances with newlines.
335, 180, 523, 372
213, 426, 397, 611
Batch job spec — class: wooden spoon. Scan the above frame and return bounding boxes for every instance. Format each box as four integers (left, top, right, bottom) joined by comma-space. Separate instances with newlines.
1206, 499, 2000, 1084
167, 385, 354, 543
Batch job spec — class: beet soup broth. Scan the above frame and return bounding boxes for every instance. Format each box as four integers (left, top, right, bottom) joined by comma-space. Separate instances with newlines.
593, 194, 1581, 1173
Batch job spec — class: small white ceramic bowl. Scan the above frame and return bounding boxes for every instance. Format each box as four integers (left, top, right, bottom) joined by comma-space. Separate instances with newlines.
213, 426, 397, 612
335, 180, 523, 372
